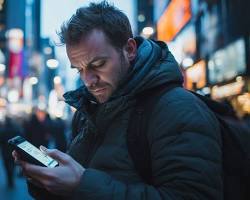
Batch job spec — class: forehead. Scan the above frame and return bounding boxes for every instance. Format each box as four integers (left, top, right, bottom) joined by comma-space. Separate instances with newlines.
66, 30, 114, 62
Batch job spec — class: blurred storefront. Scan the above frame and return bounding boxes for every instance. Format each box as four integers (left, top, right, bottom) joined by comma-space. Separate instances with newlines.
152, 0, 250, 117
0, 0, 68, 120
184, 59, 206, 91
0, 0, 53, 120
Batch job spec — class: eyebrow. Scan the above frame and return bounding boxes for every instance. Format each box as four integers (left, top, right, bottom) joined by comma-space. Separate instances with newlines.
70, 65, 77, 69
70, 56, 109, 69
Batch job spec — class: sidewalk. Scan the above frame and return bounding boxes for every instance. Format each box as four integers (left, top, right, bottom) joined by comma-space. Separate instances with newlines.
0, 156, 33, 200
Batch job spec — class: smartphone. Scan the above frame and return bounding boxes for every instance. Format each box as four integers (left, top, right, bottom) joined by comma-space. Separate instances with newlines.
8, 136, 58, 168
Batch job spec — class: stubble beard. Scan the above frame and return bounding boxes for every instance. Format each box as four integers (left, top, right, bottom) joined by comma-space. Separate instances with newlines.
94, 52, 129, 104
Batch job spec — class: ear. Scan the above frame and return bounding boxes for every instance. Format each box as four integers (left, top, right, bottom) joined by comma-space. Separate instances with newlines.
124, 38, 137, 61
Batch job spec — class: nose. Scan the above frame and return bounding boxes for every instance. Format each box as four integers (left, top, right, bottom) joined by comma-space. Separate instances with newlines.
81, 68, 98, 87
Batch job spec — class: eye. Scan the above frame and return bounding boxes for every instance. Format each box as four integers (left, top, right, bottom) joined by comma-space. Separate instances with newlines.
76, 68, 83, 73
91, 60, 106, 68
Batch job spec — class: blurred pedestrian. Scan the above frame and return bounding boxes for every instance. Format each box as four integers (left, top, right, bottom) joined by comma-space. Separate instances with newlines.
0, 110, 22, 188
23, 106, 52, 148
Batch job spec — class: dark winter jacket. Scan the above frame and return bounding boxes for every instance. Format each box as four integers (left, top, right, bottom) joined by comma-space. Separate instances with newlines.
30, 37, 223, 200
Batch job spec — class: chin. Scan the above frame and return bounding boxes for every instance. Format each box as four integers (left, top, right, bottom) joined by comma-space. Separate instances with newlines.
94, 89, 113, 103
96, 95, 109, 104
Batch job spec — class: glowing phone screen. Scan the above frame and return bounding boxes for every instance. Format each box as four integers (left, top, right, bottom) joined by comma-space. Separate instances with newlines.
18, 141, 58, 168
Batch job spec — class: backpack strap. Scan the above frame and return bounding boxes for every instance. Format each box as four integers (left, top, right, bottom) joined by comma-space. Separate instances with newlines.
127, 83, 180, 184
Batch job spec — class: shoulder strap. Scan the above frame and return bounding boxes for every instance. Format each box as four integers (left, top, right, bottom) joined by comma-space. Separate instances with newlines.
127, 83, 180, 184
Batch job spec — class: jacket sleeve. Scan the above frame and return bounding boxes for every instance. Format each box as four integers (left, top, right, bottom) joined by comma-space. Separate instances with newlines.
72, 88, 223, 200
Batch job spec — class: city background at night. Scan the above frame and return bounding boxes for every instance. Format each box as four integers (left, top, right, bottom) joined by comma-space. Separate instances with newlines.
0, 0, 249, 199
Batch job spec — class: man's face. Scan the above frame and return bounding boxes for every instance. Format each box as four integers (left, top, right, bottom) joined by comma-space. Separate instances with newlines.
66, 29, 132, 103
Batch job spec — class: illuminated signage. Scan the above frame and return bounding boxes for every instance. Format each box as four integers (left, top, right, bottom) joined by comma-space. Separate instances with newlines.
185, 60, 206, 90
167, 24, 196, 64
157, 0, 191, 42
211, 79, 245, 99
208, 38, 246, 84
7, 29, 24, 78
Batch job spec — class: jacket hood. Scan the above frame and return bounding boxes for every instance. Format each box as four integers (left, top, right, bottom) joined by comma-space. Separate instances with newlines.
64, 37, 183, 109
112, 37, 183, 98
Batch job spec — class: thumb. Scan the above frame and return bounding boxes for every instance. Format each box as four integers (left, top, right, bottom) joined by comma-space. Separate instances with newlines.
40, 146, 69, 165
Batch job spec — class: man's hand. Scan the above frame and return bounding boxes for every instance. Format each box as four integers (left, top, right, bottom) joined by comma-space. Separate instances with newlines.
12, 147, 85, 196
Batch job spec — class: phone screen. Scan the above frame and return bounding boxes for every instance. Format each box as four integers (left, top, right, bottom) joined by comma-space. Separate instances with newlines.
17, 141, 58, 168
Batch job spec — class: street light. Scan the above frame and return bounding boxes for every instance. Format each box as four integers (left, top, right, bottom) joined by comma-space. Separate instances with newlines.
43, 47, 52, 55
29, 77, 38, 85
8, 89, 19, 103
46, 59, 59, 69
142, 26, 154, 37
138, 14, 145, 22
53, 76, 62, 85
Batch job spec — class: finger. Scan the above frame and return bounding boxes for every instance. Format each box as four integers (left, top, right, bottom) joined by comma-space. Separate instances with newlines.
12, 150, 17, 158
22, 161, 51, 181
27, 177, 44, 188
40, 146, 70, 165
12, 150, 20, 160
12, 151, 24, 165
24, 164, 56, 193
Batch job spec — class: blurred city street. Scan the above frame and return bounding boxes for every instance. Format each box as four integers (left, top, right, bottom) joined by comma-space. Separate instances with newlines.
0, 155, 32, 200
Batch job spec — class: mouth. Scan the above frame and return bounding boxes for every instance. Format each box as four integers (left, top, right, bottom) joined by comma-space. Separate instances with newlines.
91, 88, 106, 94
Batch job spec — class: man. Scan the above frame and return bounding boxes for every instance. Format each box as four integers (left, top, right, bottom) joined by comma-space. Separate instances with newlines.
23, 106, 52, 148
13, 1, 223, 199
